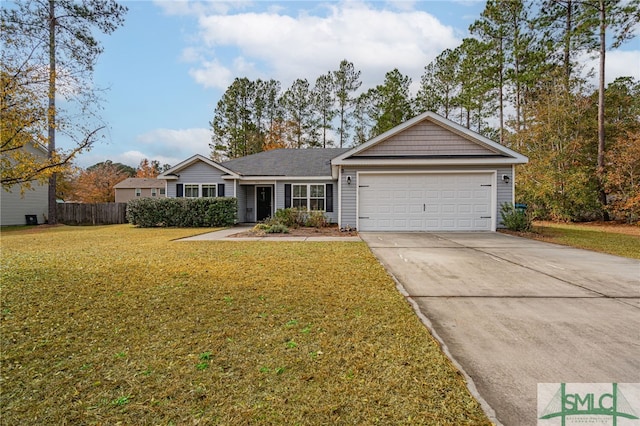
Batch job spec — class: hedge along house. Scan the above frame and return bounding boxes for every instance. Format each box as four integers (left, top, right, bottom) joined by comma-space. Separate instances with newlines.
158, 111, 528, 231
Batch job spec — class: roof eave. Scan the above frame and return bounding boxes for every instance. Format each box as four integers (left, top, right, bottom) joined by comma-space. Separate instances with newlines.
333, 157, 528, 166
235, 175, 334, 182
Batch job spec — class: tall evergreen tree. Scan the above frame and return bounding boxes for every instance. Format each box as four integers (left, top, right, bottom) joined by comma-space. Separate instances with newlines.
415, 48, 460, 120
352, 91, 375, 146
261, 79, 282, 146
280, 79, 316, 148
538, 0, 592, 89
367, 69, 413, 137
332, 60, 362, 147
579, 0, 639, 215
210, 78, 258, 159
313, 73, 336, 148
470, 0, 509, 143
455, 38, 496, 133
2, 0, 127, 223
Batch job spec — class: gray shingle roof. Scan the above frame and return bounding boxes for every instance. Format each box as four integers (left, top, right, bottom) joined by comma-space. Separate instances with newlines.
221, 148, 350, 177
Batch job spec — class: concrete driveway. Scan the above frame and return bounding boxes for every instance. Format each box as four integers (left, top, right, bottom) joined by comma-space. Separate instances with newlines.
360, 232, 640, 426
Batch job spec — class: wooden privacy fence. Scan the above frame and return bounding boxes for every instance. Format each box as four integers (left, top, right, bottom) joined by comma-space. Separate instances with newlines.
57, 203, 128, 225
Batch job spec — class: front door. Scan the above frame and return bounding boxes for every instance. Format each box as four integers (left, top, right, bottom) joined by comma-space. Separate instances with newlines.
256, 186, 272, 222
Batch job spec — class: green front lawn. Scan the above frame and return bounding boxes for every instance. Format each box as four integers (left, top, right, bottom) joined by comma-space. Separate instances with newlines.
1, 225, 490, 425
526, 221, 640, 259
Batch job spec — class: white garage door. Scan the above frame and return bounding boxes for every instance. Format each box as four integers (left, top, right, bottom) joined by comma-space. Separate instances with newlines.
358, 173, 493, 231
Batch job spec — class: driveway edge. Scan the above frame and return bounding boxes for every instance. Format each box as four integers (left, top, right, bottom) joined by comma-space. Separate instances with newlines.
390, 274, 503, 426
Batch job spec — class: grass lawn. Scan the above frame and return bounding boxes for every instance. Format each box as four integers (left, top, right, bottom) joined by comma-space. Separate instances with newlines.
1, 225, 490, 425
517, 221, 640, 259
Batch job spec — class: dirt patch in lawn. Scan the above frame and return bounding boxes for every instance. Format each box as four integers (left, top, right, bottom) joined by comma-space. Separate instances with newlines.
230, 225, 359, 238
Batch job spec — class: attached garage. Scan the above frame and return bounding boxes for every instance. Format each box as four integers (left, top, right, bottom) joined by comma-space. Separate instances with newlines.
332, 112, 529, 232
358, 172, 494, 231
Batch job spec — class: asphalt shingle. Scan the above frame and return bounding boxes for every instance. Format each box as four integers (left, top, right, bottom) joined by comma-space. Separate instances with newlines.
221, 148, 350, 177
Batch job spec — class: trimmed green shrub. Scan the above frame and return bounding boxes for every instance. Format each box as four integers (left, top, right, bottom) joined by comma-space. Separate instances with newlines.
251, 222, 289, 234
500, 202, 532, 232
265, 224, 289, 234
305, 210, 328, 228
126, 197, 237, 228
271, 208, 307, 228
268, 208, 330, 228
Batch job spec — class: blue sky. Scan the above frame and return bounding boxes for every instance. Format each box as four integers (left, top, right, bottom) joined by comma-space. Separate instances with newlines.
77, 0, 640, 169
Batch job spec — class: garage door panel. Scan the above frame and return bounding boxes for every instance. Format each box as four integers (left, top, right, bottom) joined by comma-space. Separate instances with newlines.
442, 204, 456, 214
442, 190, 455, 199
458, 204, 472, 214
358, 173, 493, 232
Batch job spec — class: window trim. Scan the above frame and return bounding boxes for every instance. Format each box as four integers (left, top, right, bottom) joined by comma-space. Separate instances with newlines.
201, 184, 217, 198
135, 188, 141, 197
290, 183, 327, 211
151, 188, 157, 197
183, 184, 200, 198
292, 184, 308, 209
181, 183, 221, 198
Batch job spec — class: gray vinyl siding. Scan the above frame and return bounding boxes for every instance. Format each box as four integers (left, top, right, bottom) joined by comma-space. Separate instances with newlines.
275, 181, 339, 223
496, 166, 514, 228
339, 170, 358, 229
1, 142, 49, 226
340, 165, 514, 230
355, 120, 498, 156
244, 186, 255, 222
236, 184, 248, 222
166, 161, 227, 197
0, 180, 48, 226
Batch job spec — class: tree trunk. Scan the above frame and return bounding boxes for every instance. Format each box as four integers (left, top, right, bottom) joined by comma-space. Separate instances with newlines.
498, 36, 505, 144
564, 0, 573, 90
47, 0, 57, 224
597, 0, 608, 219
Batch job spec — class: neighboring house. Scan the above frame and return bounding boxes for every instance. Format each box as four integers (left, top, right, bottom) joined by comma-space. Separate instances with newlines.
0, 142, 49, 226
158, 112, 528, 231
114, 178, 166, 203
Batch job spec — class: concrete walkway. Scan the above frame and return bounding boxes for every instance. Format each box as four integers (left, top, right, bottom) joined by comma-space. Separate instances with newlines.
177, 226, 362, 242
359, 231, 640, 426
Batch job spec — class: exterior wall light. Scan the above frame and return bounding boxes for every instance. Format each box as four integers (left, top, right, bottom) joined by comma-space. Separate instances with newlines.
502, 174, 510, 184
346, 176, 352, 185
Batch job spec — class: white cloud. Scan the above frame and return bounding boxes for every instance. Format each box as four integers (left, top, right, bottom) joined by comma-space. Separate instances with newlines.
579, 49, 640, 87
189, 59, 234, 89
187, 1, 459, 91
133, 127, 212, 166
75, 127, 211, 169
601, 50, 640, 83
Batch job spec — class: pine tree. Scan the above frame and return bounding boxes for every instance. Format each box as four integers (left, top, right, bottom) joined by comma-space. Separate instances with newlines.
2, 0, 127, 222
332, 60, 362, 147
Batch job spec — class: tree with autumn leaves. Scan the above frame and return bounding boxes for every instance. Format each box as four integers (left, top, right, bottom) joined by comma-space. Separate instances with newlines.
1, 0, 127, 223
66, 161, 130, 203
63, 158, 167, 203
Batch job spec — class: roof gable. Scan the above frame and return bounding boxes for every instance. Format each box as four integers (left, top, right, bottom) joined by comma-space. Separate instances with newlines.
333, 111, 528, 165
355, 119, 499, 156
158, 154, 239, 179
